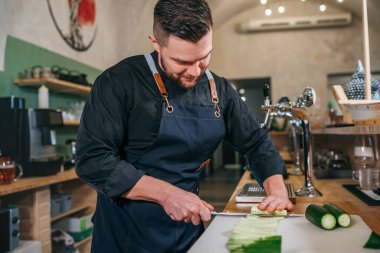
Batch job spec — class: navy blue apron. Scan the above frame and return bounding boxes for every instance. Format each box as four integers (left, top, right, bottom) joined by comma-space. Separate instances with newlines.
91, 53, 225, 253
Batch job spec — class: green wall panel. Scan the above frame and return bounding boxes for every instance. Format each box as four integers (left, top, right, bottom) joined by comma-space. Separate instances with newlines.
0, 36, 102, 158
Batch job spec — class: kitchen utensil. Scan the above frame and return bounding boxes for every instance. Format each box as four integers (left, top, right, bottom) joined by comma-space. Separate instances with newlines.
353, 135, 379, 190
235, 183, 297, 203
210, 211, 304, 218
210, 211, 247, 217
0, 156, 23, 184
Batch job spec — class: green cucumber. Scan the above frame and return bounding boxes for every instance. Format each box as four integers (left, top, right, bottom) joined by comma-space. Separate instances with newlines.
251, 205, 288, 216
364, 232, 380, 249
228, 236, 281, 253
305, 204, 336, 230
323, 203, 351, 227
227, 214, 283, 252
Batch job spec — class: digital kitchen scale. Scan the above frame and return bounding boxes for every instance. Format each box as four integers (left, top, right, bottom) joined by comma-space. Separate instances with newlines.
235, 183, 297, 203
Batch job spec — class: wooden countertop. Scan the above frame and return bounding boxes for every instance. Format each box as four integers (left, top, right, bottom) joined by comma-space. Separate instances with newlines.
224, 170, 380, 234
0, 168, 78, 196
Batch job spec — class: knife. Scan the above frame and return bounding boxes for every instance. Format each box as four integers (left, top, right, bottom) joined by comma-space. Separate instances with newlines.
211, 211, 304, 218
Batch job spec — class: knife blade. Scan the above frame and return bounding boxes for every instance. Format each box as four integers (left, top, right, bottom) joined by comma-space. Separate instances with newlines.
211, 211, 304, 218
210, 211, 247, 217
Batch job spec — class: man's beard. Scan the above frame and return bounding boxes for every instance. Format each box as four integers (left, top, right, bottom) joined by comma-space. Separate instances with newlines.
159, 55, 206, 90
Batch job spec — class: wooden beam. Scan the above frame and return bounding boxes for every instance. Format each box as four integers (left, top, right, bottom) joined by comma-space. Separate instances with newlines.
362, 0, 372, 100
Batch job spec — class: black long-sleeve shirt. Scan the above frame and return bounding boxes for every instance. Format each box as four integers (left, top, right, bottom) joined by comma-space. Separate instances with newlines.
75, 51, 284, 199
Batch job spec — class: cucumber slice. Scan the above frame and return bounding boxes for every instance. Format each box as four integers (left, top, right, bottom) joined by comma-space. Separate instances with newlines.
364, 232, 380, 249
305, 204, 336, 230
323, 203, 351, 228
228, 236, 281, 253
251, 204, 288, 216
227, 212, 283, 252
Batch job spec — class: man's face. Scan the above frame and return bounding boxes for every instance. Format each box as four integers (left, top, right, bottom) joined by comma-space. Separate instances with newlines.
151, 30, 213, 89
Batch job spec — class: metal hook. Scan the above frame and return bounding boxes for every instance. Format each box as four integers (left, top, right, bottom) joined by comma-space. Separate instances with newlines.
163, 95, 174, 113
214, 104, 221, 118
166, 105, 174, 113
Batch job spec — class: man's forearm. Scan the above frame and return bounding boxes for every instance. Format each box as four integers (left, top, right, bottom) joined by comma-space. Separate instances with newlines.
122, 175, 214, 224
122, 175, 172, 204
263, 174, 287, 195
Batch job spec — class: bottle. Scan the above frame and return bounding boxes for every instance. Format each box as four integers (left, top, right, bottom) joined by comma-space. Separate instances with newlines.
38, 85, 49, 108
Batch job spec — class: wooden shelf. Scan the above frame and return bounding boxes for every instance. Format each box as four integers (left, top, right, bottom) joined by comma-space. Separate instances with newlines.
268, 131, 289, 136
51, 204, 90, 222
64, 120, 80, 126
14, 78, 91, 96
0, 169, 77, 197
73, 236, 92, 248
312, 125, 380, 135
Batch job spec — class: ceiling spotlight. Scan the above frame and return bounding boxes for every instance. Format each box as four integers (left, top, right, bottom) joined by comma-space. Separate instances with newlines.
319, 3, 327, 12
260, 0, 267, 5
337, 0, 344, 3
301, 0, 306, 2
278, 5, 285, 13
265, 8, 272, 16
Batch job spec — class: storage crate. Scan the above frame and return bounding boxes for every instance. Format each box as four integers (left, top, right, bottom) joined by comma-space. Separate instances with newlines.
53, 214, 93, 233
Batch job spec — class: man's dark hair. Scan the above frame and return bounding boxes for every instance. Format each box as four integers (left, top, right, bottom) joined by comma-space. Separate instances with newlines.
153, 0, 213, 45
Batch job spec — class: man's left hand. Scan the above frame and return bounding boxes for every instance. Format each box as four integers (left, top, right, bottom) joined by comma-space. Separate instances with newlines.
258, 174, 294, 213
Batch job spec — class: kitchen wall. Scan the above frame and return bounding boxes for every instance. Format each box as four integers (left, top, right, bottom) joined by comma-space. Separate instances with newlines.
0, 36, 101, 157
1, 0, 380, 125
0, 0, 156, 107
211, 1, 380, 121
1, 0, 154, 71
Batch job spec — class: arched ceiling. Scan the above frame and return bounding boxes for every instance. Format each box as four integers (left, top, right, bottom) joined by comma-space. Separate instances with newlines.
116, 0, 380, 58
207, 0, 380, 30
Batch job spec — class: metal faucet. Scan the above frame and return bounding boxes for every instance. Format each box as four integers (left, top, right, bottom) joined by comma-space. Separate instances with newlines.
262, 84, 302, 175
289, 119, 303, 176
261, 85, 322, 197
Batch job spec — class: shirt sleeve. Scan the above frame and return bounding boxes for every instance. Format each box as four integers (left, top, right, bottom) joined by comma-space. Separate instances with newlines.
222, 79, 285, 185
75, 71, 145, 199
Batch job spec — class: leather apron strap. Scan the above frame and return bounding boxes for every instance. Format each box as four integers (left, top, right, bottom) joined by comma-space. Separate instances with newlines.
144, 53, 221, 117
205, 69, 221, 117
144, 53, 173, 113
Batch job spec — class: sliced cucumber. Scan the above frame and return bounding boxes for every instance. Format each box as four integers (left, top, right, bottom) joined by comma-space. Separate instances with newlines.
323, 203, 351, 228
228, 236, 281, 253
305, 204, 336, 230
364, 232, 380, 249
251, 204, 288, 216
227, 213, 283, 252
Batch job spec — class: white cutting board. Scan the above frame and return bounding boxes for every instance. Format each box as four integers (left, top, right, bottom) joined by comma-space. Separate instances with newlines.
188, 215, 378, 253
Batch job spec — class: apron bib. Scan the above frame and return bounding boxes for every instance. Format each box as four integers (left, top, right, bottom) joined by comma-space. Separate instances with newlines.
91, 53, 225, 253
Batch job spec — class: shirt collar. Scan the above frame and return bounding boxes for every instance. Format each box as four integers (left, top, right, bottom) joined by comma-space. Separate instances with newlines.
151, 51, 170, 82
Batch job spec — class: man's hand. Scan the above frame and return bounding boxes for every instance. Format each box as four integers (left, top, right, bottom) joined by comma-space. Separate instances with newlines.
160, 186, 214, 225
123, 175, 214, 225
258, 174, 294, 213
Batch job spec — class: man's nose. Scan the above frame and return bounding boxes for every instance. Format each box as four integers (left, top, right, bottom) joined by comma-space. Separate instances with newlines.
187, 62, 201, 77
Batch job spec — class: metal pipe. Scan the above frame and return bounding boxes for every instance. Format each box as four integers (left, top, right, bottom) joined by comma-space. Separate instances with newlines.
261, 87, 322, 197
288, 121, 302, 175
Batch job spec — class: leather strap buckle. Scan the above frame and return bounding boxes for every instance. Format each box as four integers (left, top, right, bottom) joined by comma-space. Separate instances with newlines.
163, 95, 174, 113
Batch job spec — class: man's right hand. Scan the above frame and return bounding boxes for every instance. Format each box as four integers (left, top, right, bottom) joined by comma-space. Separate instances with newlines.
160, 186, 214, 225
123, 175, 214, 225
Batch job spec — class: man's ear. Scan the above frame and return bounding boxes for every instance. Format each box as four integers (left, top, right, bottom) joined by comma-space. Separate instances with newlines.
148, 35, 160, 53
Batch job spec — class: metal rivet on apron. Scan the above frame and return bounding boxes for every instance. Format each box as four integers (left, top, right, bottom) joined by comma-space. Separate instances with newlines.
166, 105, 174, 113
